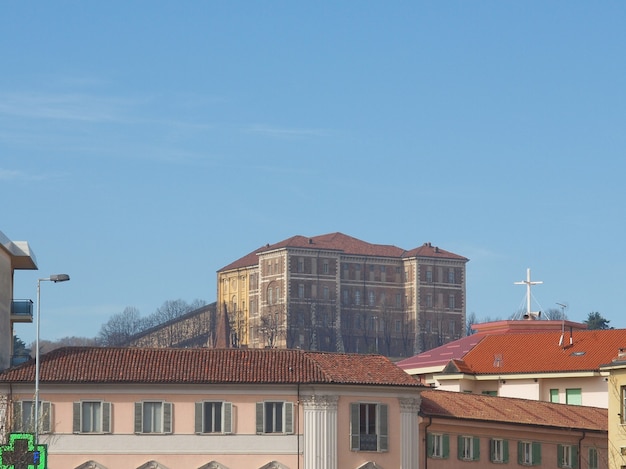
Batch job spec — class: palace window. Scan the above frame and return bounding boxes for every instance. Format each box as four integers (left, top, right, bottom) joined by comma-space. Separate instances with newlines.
558, 444, 577, 468
458, 435, 480, 461
490, 438, 508, 463
256, 401, 293, 434
195, 401, 232, 434
350, 403, 388, 452
427, 433, 449, 458
73, 401, 111, 433
518, 441, 541, 466
135, 401, 172, 434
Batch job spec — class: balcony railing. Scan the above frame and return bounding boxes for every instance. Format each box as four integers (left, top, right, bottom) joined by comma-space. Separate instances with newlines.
11, 299, 34, 323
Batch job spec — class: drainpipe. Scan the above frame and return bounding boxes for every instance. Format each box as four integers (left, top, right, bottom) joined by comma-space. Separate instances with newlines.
578, 430, 586, 469
423, 414, 432, 469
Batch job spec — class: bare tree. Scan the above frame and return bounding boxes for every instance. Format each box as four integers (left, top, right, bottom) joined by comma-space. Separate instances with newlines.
259, 306, 285, 348
97, 306, 144, 346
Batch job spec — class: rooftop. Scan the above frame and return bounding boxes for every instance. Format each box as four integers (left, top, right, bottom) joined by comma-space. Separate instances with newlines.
420, 389, 607, 432
219, 232, 467, 271
0, 347, 423, 387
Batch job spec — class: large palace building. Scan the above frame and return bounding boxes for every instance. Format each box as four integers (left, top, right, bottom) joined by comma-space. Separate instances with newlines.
216, 232, 468, 357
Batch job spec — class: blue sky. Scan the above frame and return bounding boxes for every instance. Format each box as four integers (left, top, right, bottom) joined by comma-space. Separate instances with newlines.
3, 2, 625, 344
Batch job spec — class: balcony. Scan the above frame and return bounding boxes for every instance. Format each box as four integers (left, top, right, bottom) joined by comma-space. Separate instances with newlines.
11, 299, 34, 323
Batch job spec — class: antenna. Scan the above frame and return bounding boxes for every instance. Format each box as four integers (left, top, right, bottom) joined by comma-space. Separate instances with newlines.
514, 268, 543, 319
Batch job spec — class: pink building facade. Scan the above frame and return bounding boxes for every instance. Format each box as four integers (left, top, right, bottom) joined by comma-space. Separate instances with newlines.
0, 347, 423, 469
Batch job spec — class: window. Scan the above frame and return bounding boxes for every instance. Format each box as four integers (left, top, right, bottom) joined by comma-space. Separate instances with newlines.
426, 294, 433, 308
275, 287, 280, 302
73, 401, 111, 433
449, 321, 455, 335
588, 447, 598, 469
195, 401, 232, 434
355, 290, 361, 306
448, 269, 455, 283
268, 288, 273, 304
558, 444, 578, 468
350, 403, 388, 452
323, 286, 329, 299
426, 270, 433, 283
256, 401, 293, 434
395, 294, 402, 308
342, 289, 349, 305
427, 433, 449, 458
368, 291, 375, 306
550, 388, 560, 403
621, 386, 626, 424
12, 401, 52, 434
448, 295, 455, 309
298, 284, 304, 299
518, 441, 541, 466
482, 390, 497, 396
395, 320, 401, 333
490, 438, 508, 463
297, 258, 304, 273
566, 388, 582, 406
458, 435, 480, 461
323, 261, 329, 274
134, 401, 172, 434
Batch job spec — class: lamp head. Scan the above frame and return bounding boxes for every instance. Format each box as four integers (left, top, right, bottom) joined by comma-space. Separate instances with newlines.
49, 274, 70, 283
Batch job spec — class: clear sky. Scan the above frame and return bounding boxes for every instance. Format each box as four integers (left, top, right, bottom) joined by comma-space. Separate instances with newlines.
3, 2, 625, 344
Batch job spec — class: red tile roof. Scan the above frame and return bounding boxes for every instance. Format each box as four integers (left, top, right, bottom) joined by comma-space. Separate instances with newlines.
218, 232, 467, 271
396, 334, 485, 371
420, 389, 607, 432
458, 329, 626, 375
0, 347, 424, 387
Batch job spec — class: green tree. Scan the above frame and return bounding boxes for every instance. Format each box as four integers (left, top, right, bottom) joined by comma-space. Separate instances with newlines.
583, 311, 612, 330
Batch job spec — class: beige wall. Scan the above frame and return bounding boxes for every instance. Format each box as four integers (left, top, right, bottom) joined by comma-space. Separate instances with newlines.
607, 366, 626, 468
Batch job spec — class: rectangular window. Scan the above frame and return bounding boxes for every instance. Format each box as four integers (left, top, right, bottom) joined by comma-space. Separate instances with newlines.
323, 286, 329, 299
566, 388, 582, 406
558, 444, 578, 468
395, 320, 401, 333
350, 403, 388, 452
426, 270, 433, 283
73, 401, 111, 433
298, 284, 304, 299
621, 386, 626, 424
550, 388, 560, 403
256, 401, 293, 434
355, 290, 361, 306
135, 401, 172, 434
428, 433, 449, 459
368, 291, 375, 306
588, 447, 598, 469
323, 261, 329, 274
458, 435, 480, 461
275, 287, 280, 302
518, 441, 541, 466
195, 401, 232, 434
395, 294, 402, 308
448, 269, 455, 283
12, 401, 52, 434
490, 438, 508, 463
449, 321, 455, 335
297, 258, 304, 273
448, 294, 455, 309
426, 294, 433, 308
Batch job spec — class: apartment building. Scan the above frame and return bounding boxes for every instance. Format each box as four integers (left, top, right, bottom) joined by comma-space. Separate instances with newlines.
216, 232, 468, 357
0, 347, 423, 469
599, 350, 626, 468
420, 389, 607, 469
0, 230, 38, 371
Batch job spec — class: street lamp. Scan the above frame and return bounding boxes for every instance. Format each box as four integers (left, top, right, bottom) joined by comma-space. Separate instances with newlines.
35, 273, 70, 443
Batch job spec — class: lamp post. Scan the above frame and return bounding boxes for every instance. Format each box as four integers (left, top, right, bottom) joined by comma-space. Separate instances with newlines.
35, 274, 70, 444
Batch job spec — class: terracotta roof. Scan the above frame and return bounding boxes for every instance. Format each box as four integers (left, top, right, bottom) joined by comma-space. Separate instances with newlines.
396, 334, 485, 371
0, 347, 423, 387
420, 389, 608, 432
458, 329, 626, 375
218, 232, 467, 271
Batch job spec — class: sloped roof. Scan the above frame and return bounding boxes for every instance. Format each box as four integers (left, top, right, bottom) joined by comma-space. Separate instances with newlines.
420, 389, 607, 432
458, 329, 626, 375
0, 347, 423, 387
218, 232, 466, 271
396, 334, 485, 372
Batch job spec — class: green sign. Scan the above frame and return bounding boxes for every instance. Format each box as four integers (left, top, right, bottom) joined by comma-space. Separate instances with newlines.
0, 433, 47, 469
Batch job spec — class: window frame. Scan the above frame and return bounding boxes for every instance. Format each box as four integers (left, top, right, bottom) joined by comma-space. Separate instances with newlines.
588, 447, 598, 469
566, 388, 582, 406
134, 401, 172, 434
518, 441, 541, 466
427, 432, 450, 459
350, 402, 388, 452
490, 438, 508, 463
73, 400, 112, 434
12, 400, 52, 434
558, 444, 578, 469
458, 435, 480, 461
256, 401, 294, 435
195, 401, 232, 434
